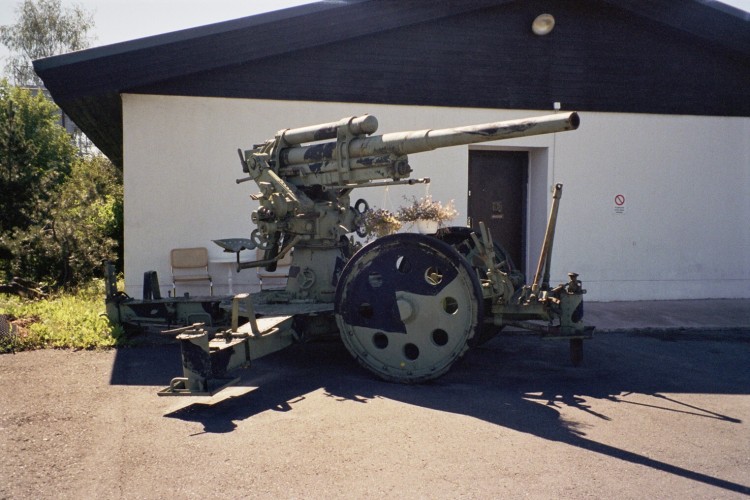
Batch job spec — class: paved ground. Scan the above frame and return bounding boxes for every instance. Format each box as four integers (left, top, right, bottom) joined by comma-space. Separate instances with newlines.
1, 300, 749, 499
584, 298, 749, 332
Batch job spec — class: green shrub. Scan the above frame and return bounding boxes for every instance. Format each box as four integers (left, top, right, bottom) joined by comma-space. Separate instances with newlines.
0, 279, 124, 353
0, 81, 77, 237
3, 155, 123, 288
0, 82, 124, 289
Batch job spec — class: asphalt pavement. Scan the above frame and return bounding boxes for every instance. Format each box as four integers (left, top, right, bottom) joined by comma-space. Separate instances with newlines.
2, 298, 749, 499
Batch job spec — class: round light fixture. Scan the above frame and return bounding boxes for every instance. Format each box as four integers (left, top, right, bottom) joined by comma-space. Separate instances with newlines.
532, 13, 555, 36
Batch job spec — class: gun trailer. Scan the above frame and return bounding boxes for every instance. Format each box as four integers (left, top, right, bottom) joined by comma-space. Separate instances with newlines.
108, 111, 592, 396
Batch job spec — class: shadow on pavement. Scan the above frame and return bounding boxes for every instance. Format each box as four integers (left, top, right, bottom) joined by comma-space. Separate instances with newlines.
110, 343, 182, 386
111, 330, 750, 495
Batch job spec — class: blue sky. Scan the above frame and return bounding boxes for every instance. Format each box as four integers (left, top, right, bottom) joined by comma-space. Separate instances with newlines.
1, 0, 748, 68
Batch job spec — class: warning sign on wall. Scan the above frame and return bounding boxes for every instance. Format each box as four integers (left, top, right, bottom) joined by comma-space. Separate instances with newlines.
614, 194, 626, 214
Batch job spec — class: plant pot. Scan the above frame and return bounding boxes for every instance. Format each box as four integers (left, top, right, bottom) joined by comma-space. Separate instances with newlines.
415, 219, 439, 234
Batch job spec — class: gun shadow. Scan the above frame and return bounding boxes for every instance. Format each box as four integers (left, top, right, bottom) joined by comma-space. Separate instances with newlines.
113, 330, 749, 495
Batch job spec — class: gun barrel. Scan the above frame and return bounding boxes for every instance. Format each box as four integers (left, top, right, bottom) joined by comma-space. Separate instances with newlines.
280, 112, 579, 167
279, 114, 378, 146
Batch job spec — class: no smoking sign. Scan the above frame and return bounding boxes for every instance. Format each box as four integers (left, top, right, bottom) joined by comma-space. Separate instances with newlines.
614, 194, 626, 214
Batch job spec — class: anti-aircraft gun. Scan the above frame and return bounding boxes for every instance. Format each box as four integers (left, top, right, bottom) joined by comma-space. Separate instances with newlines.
159, 111, 592, 396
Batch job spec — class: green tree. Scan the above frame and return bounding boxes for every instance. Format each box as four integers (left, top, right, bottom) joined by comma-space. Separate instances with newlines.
6, 155, 122, 287
0, 80, 76, 235
0, 82, 124, 289
0, 0, 94, 86
0, 2, 121, 289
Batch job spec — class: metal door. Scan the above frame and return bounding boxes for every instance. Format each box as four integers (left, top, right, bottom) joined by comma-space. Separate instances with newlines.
468, 150, 528, 275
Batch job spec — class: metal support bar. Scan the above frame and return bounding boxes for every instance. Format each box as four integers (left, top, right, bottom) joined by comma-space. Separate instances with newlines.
231, 293, 259, 335
532, 183, 563, 294
236, 236, 300, 271
321, 177, 431, 191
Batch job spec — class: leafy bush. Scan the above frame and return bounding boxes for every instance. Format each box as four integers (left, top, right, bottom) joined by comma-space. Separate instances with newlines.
0, 80, 76, 236
3, 155, 123, 288
0, 81, 123, 289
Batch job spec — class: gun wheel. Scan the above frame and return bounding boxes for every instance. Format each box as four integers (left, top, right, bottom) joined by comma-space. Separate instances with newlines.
335, 233, 483, 383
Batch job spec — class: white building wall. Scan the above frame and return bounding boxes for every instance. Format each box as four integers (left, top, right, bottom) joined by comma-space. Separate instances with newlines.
122, 94, 750, 301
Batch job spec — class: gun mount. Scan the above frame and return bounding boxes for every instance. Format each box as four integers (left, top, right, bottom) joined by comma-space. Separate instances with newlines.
234, 112, 579, 301
156, 112, 592, 395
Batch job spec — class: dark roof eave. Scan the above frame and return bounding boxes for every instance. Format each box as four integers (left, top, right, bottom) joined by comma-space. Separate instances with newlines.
601, 0, 750, 55
33, 0, 512, 101
33, 1, 346, 71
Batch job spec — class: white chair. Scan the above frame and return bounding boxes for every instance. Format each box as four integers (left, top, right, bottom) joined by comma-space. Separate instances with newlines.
170, 247, 213, 296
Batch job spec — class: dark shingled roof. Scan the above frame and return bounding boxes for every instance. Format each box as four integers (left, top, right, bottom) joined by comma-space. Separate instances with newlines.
33, 0, 750, 168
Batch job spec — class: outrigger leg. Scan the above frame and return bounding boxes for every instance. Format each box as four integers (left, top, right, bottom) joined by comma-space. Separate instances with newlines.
158, 293, 295, 396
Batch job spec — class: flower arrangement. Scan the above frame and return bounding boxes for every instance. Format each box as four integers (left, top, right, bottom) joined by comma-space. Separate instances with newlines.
359, 197, 458, 241
361, 208, 402, 242
396, 196, 457, 226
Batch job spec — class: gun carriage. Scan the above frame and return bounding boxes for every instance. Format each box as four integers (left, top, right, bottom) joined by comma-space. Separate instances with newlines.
130, 111, 592, 395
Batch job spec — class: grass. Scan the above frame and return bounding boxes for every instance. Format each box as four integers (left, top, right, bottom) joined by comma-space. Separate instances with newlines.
0, 279, 124, 354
